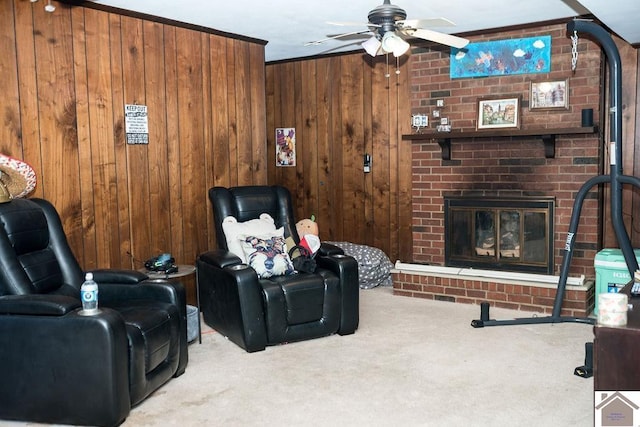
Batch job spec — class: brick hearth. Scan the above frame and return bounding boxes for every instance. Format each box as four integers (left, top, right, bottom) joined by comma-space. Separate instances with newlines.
392, 265, 595, 317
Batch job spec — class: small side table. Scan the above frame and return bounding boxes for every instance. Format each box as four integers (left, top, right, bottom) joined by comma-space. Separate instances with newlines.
142, 264, 201, 344
143, 264, 196, 280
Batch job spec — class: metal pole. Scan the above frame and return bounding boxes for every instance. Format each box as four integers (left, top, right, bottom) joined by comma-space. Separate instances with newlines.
567, 19, 638, 275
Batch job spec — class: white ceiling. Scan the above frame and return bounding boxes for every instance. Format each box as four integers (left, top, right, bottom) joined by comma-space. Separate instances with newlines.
87, 0, 640, 62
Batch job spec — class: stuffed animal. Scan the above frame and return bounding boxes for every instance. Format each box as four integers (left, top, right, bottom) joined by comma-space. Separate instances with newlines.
296, 214, 318, 238
287, 215, 320, 261
295, 215, 321, 256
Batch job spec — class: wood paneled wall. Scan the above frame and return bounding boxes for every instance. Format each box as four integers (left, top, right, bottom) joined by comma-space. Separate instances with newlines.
0, 1, 266, 300
266, 55, 413, 262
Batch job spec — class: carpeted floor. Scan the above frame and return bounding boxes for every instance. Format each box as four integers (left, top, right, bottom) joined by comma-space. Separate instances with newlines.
4, 286, 596, 426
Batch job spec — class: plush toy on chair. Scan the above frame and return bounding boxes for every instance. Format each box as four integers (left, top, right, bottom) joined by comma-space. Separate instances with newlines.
296, 215, 318, 237
291, 215, 321, 258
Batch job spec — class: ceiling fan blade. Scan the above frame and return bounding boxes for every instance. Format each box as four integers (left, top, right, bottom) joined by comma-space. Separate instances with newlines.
305, 29, 373, 46
399, 18, 456, 29
327, 21, 380, 28
401, 28, 469, 49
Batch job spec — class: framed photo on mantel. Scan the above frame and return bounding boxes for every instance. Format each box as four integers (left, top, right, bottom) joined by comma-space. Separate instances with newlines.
530, 79, 569, 110
477, 96, 521, 130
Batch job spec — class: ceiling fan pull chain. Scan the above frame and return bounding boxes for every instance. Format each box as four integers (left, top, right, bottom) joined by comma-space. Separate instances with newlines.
385, 53, 391, 78
571, 30, 579, 72
395, 56, 401, 75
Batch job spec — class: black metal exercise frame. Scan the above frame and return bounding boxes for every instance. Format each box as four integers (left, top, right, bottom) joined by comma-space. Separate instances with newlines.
471, 19, 640, 328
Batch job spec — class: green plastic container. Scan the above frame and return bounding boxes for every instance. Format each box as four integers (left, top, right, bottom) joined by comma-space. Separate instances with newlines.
593, 248, 640, 315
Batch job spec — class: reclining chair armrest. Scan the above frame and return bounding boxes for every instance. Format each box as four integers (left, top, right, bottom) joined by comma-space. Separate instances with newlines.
317, 242, 345, 257
198, 249, 243, 269
0, 308, 131, 427
315, 253, 359, 335
98, 279, 185, 306
91, 268, 148, 284
197, 254, 268, 352
98, 279, 189, 376
91, 270, 180, 314
0, 294, 81, 316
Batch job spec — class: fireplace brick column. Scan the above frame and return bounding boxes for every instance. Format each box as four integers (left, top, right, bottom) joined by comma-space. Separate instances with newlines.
408, 22, 603, 285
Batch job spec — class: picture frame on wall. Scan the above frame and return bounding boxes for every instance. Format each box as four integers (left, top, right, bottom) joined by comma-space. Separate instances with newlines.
477, 96, 521, 130
529, 79, 569, 110
275, 128, 296, 167
450, 36, 552, 79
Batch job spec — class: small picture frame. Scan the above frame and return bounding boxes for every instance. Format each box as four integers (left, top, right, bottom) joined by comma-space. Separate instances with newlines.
276, 128, 296, 167
477, 96, 521, 130
530, 79, 569, 110
411, 114, 428, 128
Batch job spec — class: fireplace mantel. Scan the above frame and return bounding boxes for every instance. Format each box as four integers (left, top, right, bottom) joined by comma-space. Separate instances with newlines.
402, 125, 599, 160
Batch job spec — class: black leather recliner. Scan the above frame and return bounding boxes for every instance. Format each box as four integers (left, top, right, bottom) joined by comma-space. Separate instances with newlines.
0, 198, 188, 427
196, 185, 359, 353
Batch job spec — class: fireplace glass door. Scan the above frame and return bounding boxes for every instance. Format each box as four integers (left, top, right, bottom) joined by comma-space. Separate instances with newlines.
445, 197, 554, 274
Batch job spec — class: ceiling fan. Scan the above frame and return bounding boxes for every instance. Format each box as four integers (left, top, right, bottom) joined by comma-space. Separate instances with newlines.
306, 0, 469, 57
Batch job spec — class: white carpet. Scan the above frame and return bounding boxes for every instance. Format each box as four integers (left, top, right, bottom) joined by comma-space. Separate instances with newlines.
3, 287, 595, 426
129, 287, 594, 427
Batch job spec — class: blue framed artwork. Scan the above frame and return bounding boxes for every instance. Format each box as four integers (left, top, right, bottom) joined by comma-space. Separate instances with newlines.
450, 36, 551, 79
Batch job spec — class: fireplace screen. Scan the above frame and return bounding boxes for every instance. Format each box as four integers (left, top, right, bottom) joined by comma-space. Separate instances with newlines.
445, 197, 554, 274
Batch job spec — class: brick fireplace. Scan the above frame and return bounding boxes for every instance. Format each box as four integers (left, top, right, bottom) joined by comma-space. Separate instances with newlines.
392, 22, 602, 316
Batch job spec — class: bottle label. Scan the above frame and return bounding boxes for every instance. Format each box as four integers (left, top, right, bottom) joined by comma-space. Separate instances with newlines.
82, 291, 96, 302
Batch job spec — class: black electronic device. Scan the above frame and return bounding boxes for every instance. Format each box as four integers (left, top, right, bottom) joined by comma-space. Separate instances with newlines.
144, 253, 178, 274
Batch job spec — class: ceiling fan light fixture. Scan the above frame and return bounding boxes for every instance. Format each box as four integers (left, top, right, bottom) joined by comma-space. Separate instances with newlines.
381, 32, 410, 57
392, 37, 410, 57
362, 36, 382, 57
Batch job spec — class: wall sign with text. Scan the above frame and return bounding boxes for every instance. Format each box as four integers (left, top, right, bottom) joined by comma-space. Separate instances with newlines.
125, 104, 149, 145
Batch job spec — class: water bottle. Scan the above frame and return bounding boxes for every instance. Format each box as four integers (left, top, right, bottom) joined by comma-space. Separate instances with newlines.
80, 272, 99, 314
